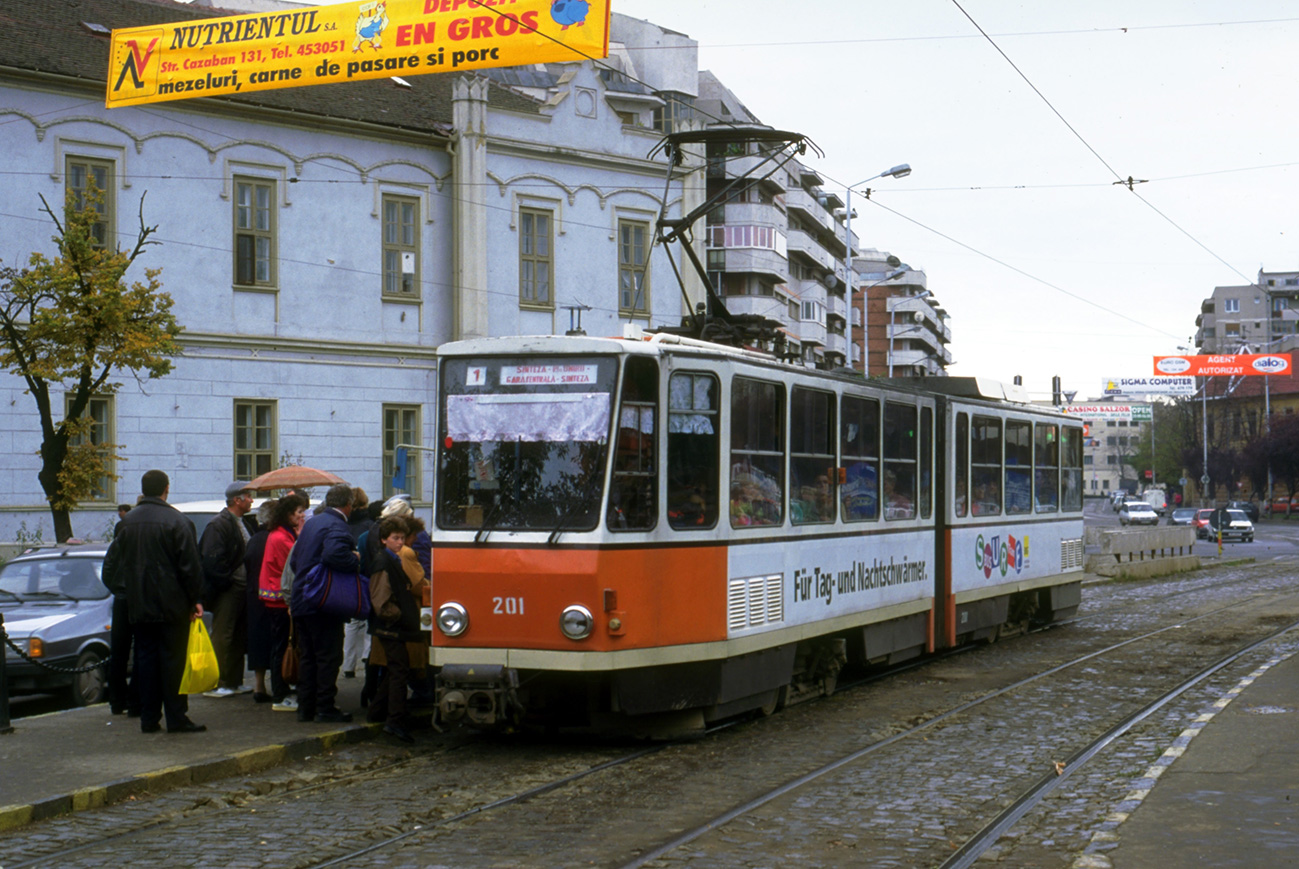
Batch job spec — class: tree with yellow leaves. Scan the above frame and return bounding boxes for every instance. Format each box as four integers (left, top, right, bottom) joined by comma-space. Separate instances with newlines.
0, 180, 181, 542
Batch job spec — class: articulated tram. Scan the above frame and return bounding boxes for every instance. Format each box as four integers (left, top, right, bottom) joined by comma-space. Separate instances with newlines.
428, 331, 1085, 735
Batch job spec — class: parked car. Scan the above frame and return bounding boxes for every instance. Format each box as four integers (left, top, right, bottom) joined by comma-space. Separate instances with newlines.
0, 543, 112, 706
1168, 507, 1197, 526
1207, 509, 1254, 543
1268, 496, 1299, 515
1119, 502, 1159, 526
1226, 500, 1259, 523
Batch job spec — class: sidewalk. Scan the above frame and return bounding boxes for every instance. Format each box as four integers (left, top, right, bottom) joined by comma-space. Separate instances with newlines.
1098, 648, 1299, 868
0, 673, 379, 831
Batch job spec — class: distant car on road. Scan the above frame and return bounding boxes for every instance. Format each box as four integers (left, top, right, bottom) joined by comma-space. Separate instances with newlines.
1168, 507, 1197, 526
0, 543, 111, 707
1192, 508, 1215, 538
1207, 509, 1254, 543
1225, 500, 1259, 523
1268, 496, 1299, 515
1119, 502, 1159, 526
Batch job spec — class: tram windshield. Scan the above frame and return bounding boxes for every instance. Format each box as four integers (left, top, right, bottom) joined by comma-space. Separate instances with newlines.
437, 356, 617, 531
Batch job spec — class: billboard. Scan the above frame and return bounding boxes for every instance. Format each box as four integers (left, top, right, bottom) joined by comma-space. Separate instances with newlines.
107, 0, 610, 108
1153, 354, 1292, 377
1062, 404, 1151, 422
1102, 376, 1195, 396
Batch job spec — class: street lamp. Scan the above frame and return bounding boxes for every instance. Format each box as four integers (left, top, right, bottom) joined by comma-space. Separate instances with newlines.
844, 163, 911, 372
889, 288, 931, 377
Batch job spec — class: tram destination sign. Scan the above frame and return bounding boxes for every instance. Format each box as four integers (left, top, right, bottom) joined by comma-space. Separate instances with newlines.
106, 0, 610, 108
1062, 404, 1151, 422
1153, 354, 1292, 377
1102, 375, 1195, 396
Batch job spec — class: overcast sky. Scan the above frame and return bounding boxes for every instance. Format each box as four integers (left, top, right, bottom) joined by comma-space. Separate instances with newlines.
611, 0, 1299, 400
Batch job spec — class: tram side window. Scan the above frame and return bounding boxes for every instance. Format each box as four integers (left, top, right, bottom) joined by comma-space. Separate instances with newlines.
667, 372, 719, 529
971, 416, 1002, 516
730, 378, 784, 527
883, 402, 917, 520
841, 396, 880, 521
955, 412, 969, 517
608, 357, 658, 531
790, 387, 835, 525
1005, 419, 1032, 515
920, 406, 933, 519
1035, 423, 1059, 513
1061, 426, 1084, 512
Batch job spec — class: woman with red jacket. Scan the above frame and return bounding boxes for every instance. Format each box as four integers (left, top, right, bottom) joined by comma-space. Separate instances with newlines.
260, 492, 308, 709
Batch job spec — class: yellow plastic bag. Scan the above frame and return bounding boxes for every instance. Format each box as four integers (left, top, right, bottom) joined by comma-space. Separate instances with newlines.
179, 619, 220, 694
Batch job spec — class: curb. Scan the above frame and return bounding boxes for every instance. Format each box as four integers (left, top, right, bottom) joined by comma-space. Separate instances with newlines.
0, 721, 381, 832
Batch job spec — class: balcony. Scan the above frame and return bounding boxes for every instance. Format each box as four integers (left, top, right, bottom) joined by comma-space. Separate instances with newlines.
825, 292, 846, 322
796, 319, 828, 347
786, 229, 834, 273
715, 154, 789, 191
785, 188, 837, 236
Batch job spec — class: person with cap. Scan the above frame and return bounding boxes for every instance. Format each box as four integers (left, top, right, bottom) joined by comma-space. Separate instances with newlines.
198, 481, 255, 697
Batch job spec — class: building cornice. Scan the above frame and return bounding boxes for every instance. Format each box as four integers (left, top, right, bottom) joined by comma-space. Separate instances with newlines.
178, 330, 439, 366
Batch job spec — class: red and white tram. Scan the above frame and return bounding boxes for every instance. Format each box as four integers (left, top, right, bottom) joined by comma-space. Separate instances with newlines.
428, 332, 1084, 735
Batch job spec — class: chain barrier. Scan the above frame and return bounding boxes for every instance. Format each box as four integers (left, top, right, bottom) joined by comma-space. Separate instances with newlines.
1, 626, 110, 673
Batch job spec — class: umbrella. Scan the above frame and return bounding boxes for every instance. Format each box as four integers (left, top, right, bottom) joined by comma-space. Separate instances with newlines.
246, 465, 347, 492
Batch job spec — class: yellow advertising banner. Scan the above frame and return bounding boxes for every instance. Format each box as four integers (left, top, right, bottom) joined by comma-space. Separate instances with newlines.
106, 0, 610, 109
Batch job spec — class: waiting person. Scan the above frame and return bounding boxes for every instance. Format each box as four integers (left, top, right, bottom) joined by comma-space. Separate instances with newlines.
366, 518, 422, 742
108, 501, 138, 716
199, 482, 254, 697
342, 487, 374, 679
260, 492, 309, 710
102, 469, 206, 734
288, 484, 359, 723
243, 499, 276, 703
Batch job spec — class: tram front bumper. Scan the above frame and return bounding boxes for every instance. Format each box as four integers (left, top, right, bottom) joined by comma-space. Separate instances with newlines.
436, 663, 520, 728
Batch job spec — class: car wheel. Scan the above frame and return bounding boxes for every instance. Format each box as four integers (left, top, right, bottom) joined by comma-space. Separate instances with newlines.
66, 649, 108, 707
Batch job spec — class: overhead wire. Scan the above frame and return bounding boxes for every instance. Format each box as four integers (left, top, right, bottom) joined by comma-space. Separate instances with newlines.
949, 0, 1267, 291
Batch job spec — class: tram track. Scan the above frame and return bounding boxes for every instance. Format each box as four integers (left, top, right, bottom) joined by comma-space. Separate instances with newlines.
7, 561, 1298, 868
617, 603, 1299, 868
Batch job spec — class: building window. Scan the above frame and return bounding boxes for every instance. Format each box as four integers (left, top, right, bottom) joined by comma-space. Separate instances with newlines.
1107, 455, 1117, 465
618, 219, 649, 316
383, 404, 420, 500
653, 91, 696, 134
66, 394, 114, 501
234, 177, 276, 288
382, 194, 419, 298
66, 157, 114, 248
519, 208, 553, 307
1224, 298, 1240, 313
234, 400, 276, 479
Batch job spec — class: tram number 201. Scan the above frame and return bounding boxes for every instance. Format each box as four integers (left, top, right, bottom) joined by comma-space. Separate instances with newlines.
493, 596, 525, 615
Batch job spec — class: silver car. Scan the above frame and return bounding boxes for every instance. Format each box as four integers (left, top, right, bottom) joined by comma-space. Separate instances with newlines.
1, 543, 112, 706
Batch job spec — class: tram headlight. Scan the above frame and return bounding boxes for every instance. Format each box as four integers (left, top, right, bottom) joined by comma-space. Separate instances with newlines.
559, 604, 594, 641
436, 602, 469, 637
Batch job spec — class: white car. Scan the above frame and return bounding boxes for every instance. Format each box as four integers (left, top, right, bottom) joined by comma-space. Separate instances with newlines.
1119, 502, 1159, 526
1207, 509, 1254, 543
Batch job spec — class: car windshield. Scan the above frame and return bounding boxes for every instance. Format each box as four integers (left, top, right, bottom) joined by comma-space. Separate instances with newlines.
1172, 509, 1195, 519
0, 556, 107, 601
1226, 510, 1249, 522
437, 355, 617, 532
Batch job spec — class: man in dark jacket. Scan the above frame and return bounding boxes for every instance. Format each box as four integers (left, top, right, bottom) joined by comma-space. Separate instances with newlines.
199, 482, 253, 696
288, 483, 359, 723
103, 470, 206, 734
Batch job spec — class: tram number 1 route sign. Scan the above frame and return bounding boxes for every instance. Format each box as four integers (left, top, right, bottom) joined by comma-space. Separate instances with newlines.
107, 0, 610, 109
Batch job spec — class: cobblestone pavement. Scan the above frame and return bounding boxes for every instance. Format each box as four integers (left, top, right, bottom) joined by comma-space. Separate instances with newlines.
4, 561, 1298, 869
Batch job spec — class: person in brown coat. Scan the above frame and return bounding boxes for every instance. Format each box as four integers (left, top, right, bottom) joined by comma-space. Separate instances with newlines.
367, 518, 422, 742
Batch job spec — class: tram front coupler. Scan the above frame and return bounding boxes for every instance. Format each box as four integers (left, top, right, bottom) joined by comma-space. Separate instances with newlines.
436, 664, 521, 728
